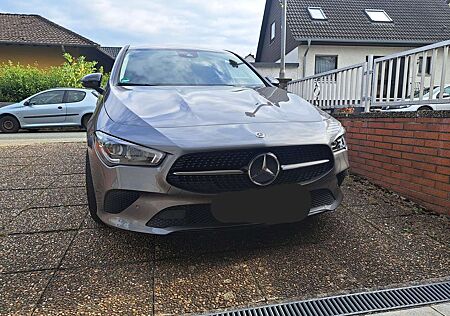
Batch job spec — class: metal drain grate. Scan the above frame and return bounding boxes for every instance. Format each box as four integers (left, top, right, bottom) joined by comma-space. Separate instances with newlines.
205, 281, 450, 316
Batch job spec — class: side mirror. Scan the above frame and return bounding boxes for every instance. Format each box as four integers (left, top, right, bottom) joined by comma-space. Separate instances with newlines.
443, 93, 450, 98
81, 73, 104, 94
23, 100, 31, 106
265, 76, 279, 87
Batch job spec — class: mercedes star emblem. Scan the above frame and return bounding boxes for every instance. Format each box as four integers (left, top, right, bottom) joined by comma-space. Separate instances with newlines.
248, 153, 280, 186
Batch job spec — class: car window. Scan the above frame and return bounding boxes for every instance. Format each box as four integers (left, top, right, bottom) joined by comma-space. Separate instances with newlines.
118, 49, 265, 87
444, 86, 450, 97
415, 87, 432, 98
29, 91, 64, 105
66, 91, 86, 103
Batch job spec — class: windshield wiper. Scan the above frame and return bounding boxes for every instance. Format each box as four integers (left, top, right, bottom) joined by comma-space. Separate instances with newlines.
117, 83, 163, 87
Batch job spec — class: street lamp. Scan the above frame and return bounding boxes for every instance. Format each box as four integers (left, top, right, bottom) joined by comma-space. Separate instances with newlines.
278, 0, 291, 89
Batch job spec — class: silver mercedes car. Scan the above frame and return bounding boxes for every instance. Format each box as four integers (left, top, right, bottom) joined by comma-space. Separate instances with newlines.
82, 47, 349, 235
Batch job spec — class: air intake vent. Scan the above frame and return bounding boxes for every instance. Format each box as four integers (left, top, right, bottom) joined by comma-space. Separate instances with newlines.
204, 281, 450, 316
104, 190, 141, 214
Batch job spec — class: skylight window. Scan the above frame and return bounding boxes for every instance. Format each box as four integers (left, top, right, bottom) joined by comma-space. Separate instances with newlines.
365, 9, 393, 22
308, 7, 327, 20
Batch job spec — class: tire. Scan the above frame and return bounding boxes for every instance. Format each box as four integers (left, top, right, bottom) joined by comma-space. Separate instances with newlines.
337, 170, 348, 187
82, 114, 92, 130
86, 151, 104, 225
0, 115, 20, 133
417, 106, 433, 112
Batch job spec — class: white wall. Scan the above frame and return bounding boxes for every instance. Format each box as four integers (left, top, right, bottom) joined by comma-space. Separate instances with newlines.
298, 45, 416, 77
288, 43, 450, 107
297, 44, 450, 91
255, 44, 450, 90
252, 63, 301, 80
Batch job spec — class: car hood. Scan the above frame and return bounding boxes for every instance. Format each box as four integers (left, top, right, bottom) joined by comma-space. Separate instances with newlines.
0, 102, 20, 111
98, 86, 341, 152
104, 85, 325, 128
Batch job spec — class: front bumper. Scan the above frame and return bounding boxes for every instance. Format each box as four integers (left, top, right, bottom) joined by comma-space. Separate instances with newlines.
88, 146, 349, 235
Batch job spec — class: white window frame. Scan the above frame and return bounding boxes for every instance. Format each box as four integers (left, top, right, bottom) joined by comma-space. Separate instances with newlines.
307, 7, 327, 20
365, 9, 393, 23
270, 21, 276, 42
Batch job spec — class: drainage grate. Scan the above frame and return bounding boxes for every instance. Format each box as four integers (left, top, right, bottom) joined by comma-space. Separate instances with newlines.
205, 281, 450, 316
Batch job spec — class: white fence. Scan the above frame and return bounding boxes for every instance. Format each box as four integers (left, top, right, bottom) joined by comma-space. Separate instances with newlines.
287, 40, 450, 111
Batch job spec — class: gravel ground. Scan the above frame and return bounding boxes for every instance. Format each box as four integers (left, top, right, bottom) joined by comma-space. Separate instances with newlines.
0, 143, 448, 315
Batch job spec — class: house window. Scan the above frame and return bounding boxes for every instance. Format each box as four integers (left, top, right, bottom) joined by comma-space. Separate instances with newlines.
308, 7, 327, 20
443, 86, 450, 98
307, 7, 327, 20
365, 9, 393, 22
270, 22, 276, 42
315, 55, 338, 74
418, 56, 432, 75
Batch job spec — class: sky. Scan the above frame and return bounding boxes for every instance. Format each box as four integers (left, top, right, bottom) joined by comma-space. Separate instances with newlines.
0, 0, 266, 56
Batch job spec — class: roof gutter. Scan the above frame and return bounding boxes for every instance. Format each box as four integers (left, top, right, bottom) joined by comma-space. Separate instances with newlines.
302, 39, 312, 78
0, 41, 98, 48
295, 38, 437, 47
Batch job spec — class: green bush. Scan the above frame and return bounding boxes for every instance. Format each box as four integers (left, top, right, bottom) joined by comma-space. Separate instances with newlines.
0, 53, 110, 102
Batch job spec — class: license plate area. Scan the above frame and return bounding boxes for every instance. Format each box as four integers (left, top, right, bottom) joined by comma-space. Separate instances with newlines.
211, 184, 311, 225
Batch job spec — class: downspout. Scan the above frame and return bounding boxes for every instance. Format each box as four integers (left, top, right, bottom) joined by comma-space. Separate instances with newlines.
302, 39, 312, 78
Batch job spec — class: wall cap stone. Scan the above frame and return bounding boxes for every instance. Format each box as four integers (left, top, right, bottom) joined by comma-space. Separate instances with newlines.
333, 110, 450, 119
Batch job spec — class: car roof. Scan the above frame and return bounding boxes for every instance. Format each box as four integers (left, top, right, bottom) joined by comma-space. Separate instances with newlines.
42, 88, 93, 92
127, 46, 229, 54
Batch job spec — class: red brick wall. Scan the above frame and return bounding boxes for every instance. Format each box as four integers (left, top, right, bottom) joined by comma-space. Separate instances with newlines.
336, 113, 450, 215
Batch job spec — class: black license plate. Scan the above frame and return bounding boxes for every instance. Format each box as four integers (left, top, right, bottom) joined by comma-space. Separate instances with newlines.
211, 184, 311, 225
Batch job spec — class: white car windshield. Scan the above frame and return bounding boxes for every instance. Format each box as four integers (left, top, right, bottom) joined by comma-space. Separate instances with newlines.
118, 49, 265, 87
413, 86, 450, 99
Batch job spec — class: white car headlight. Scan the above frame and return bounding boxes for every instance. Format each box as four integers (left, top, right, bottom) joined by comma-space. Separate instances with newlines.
95, 131, 165, 166
326, 119, 347, 152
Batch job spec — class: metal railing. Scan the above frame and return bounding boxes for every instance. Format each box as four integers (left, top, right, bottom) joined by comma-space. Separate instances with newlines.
287, 39, 450, 111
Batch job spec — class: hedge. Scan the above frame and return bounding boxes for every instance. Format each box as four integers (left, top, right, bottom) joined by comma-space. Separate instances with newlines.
0, 53, 109, 102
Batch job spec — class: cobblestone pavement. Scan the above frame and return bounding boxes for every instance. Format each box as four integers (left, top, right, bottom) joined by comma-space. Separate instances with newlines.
0, 143, 449, 315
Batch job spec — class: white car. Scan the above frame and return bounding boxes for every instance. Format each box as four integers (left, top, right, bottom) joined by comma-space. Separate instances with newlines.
381, 85, 450, 112
0, 88, 98, 133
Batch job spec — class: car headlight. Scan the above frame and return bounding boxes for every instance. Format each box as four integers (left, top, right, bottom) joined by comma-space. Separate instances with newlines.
94, 131, 165, 166
331, 135, 347, 152
326, 119, 347, 152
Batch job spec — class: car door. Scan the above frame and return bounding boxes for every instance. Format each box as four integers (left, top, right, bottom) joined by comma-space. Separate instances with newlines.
64, 90, 87, 124
21, 90, 66, 125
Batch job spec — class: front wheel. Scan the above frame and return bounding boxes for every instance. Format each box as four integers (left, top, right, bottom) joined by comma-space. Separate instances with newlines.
417, 106, 433, 112
82, 114, 93, 130
0, 115, 20, 133
86, 151, 104, 225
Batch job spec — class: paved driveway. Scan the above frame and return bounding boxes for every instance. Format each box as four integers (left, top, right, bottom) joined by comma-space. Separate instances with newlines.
0, 131, 86, 146
0, 143, 449, 315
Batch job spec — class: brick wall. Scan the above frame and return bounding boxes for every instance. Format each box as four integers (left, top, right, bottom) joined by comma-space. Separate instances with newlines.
335, 111, 450, 215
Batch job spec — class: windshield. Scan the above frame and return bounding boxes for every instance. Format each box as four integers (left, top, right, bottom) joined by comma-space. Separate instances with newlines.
413, 86, 437, 98
118, 49, 265, 87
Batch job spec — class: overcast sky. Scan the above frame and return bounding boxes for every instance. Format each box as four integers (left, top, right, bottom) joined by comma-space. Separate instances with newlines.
1, 0, 266, 56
